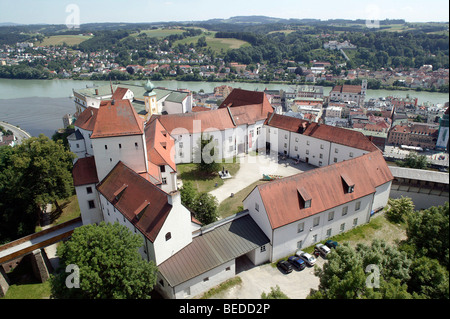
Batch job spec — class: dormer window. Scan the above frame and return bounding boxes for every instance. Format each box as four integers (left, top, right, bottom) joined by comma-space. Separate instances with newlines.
341, 174, 355, 194
297, 187, 312, 209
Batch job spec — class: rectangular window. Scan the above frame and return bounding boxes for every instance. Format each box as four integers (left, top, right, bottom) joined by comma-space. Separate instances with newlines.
229, 136, 233, 143
313, 216, 320, 227
307, 140, 310, 145
319, 153, 323, 159
340, 223, 345, 233
119, 143, 122, 149
355, 201, 361, 211
162, 177, 167, 185
257, 127, 261, 135
285, 134, 288, 139
297, 222, 304, 233
306, 150, 309, 155
335, 148, 339, 153
160, 165, 166, 173
328, 211, 334, 221
353, 218, 358, 227
319, 161, 323, 166
312, 234, 317, 243
255, 202, 259, 212
88, 200, 95, 209
284, 143, 287, 148
295, 146, 298, 151
86, 186, 93, 194
326, 228, 332, 238
349, 152, 354, 157
179, 142, 183, 148
295, 137, 299, 142
305, 199, 311, 208
104, 145, 108, 150
334, 157, 338, 163
320, 144, 324, 149
297, 240, 303, 249
342, 206, 348, 216
260, 245, 266, 253
135, 142, 138, 148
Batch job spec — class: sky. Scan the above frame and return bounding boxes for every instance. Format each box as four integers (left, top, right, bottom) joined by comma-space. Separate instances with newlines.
0, 0, 448, 25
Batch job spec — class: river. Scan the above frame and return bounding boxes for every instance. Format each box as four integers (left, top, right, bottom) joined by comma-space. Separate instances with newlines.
0, 79, 448, 137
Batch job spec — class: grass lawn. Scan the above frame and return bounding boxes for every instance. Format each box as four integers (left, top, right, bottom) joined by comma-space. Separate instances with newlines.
35, 35, 92, 46
177, 158, 240, 194
173, 33, 250, 53
272, 211, 407, 266
132, 28, 185, 38
1, 281, 51, 299
217, 180, 269, 219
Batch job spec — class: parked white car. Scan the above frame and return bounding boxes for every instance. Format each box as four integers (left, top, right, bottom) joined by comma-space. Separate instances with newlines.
295, 250, 316, 266
315, 243, 331, 257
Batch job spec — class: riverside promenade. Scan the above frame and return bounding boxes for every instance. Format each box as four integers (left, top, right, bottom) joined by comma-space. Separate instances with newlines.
0, 120, 31, 144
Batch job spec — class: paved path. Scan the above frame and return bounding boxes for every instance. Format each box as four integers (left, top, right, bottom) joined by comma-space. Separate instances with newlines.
209, 154, 314, 203
0, 120, 31, 144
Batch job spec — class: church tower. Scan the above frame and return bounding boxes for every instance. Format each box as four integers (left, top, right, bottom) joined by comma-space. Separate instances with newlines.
144, 80, 157, 120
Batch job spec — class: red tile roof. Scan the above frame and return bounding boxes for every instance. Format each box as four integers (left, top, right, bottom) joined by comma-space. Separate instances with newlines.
255, 151, 392, 229
90, 99, 144, 139
73, 107, 98, 131
96, 161, 172, 242
265, 113, 309, 133
303, 122, 379, 152
219, 88, 273, 115
331, 84, 362, 94
72, 156, 99, 186
152, 108, 235, 134
145, 118, 176, 172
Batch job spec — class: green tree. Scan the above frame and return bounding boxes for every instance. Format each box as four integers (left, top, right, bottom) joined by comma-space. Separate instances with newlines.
396, 152, 428, 169
0, 135, 75, 242
192, 192, 218, 225
195, 134, 221, 175
408, 257, 449, 299
309, 240, 411, 299
180, 181, 197, 210
386, 197, 415, 224
261, 285, 289, 299
405, 202, 449, 268
50, 222, 158, 299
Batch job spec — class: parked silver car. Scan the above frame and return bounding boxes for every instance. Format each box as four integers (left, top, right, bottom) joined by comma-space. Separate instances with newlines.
295, 250, 316, 266
315, 243, 331, 257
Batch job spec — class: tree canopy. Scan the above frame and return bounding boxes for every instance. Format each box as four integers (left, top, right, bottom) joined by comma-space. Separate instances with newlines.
50, 222, 158, 299
0, 135, 75, 243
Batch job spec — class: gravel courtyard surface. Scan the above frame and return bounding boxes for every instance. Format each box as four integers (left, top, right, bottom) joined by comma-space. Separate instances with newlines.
209, 154, 314, 203
210, 256, 324, 299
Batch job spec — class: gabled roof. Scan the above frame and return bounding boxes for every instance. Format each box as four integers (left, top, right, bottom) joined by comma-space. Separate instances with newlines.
153, 108, 235, 134
90, 99, 144, 139
73, 107, 98, 132
331, 84, 362, 94
96, 161, 172, 242
219, 88, 274, 120
145, 118, 176, 172
72, 156, 99, 186
254, 151, 393, 229
303, 122, 379, 152
158, 214, 269, 287
265, 112, 309, 133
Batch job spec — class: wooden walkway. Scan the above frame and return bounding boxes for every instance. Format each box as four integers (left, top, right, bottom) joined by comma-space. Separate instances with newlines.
0, 217, 82, 264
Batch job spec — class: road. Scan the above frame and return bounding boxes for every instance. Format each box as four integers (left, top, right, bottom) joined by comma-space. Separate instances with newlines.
0, 120, 31, 144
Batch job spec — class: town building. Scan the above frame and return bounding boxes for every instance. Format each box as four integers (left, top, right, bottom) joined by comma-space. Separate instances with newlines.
72, 81, 193, 120
69, 87, 392, 299
329, 80, 367, 107
436, 107, 449, 150
388, 123, 439, 150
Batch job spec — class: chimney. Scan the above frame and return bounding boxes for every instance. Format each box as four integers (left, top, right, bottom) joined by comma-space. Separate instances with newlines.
168, 191, 181, 206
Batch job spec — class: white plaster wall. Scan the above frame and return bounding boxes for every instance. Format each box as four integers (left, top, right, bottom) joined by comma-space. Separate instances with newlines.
92, 134, 148, 181
173, 260, 235, 299
270, 194, 374, 261
243, 188, 273, 243
76, 184, 103, 225
372, 181, 392, 212
153, 193, 193, 265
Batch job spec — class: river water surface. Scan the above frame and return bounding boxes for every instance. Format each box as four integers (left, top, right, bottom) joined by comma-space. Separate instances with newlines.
0, 79, 448, 137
